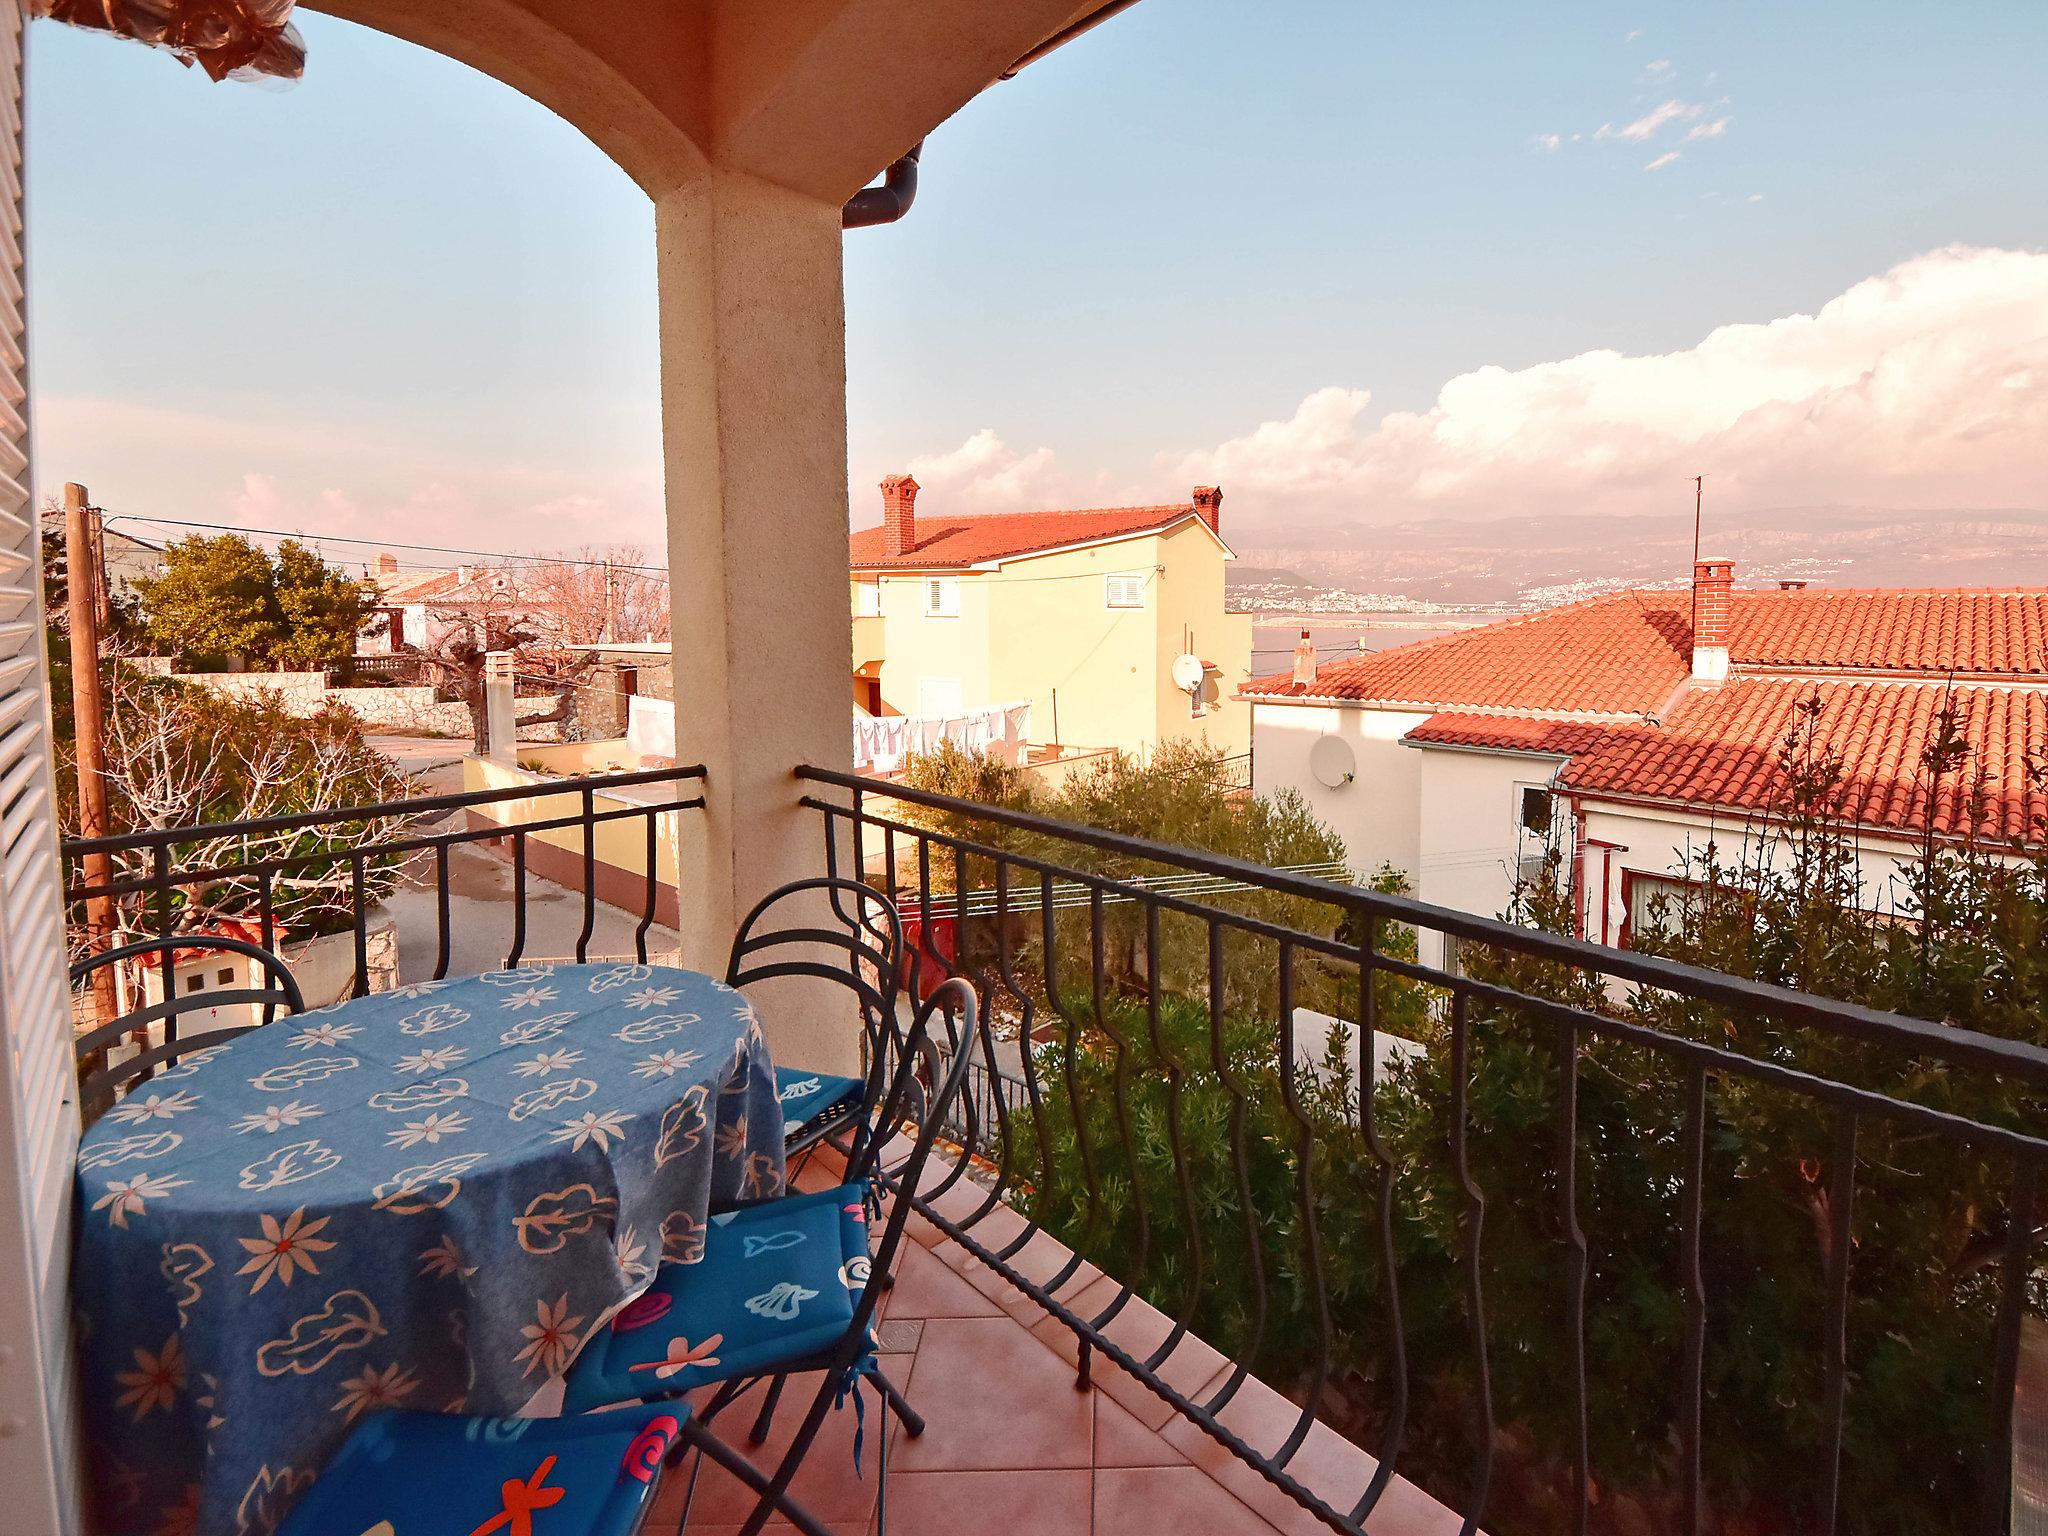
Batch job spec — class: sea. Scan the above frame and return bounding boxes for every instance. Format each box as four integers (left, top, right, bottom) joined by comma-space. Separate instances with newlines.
1249, 614, 1498, 674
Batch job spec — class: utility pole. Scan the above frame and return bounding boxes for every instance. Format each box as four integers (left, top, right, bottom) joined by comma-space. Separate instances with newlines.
64, 482, 118, 1030
1689, 474, 1706, 639
601, 561, 616, 645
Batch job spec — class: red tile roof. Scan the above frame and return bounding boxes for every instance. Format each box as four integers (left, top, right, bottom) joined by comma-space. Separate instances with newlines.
1402, 715, 1617, 756
1728, 588, 2048, 675
1558, 680, 2048, 842
849, 505, 1207, 570
1244, 593, 1693, 713
1243, 587, 2048, 709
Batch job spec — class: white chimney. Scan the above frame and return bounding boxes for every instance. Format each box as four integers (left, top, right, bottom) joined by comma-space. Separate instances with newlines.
1291, 629, 1318, 687
457, 564, 475, 587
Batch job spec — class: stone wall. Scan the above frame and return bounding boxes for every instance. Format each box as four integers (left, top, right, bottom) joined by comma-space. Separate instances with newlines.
168, 671, 476, 737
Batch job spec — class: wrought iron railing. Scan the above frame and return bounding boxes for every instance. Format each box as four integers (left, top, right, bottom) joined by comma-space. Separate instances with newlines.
796, 763, 2048, 1536
60, 764, 706, 1002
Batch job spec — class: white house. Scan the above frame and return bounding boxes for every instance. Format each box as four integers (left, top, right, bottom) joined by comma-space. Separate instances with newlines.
1244, 562, 2048, 966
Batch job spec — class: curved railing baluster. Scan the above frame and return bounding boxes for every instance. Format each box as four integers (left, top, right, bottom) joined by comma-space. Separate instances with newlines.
1554, 1019, 1590, 1536
1200, 921, 1271, 1416
1143, 898, 1207, 1375
1448, 988, 1493, 1535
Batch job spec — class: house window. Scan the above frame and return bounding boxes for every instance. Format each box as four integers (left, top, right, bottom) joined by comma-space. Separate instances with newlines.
854, 580, 881, 617
185, 974, 204, 994
216, 967, 235, 986
923, 577, 959, 618
1519, 785, 1553, 835
1105, 572, 1146, 608
1625, 873, 1698, 945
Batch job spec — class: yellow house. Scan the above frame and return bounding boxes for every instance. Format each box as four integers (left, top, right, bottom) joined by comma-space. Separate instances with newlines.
849, 476, 1253, 761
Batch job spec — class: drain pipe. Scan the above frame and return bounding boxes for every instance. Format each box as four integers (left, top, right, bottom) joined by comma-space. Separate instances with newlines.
842, 140, 923, 229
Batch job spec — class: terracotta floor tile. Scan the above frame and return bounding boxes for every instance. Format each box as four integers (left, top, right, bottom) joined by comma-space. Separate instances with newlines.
1095, 1464, 1283, 1535
1028, 1276, 1228, 1433
938, 1215, 1104, 1325
1157, 1374, 1462, 1536
885, 1317, 1094, 1473
1093, 1392, 1187, 1468
869, 1468, 1092, 1536
677, 1372, 894, 1527
679, 1525, 868, 1535
883, 1237, 1003, 1320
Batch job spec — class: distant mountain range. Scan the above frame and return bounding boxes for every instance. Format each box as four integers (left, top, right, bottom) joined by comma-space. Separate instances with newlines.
1231, 505, 2048, 608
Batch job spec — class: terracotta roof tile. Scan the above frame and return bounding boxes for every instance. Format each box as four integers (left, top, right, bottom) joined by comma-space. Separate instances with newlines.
849, 505, 1207, 569
1402, 715, 1616, 756
1242, 587, 2048, 709
1560, 680, 2048, 842
1243, 593, 1692, 713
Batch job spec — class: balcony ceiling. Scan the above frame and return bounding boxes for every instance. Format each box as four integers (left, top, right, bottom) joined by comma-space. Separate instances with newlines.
309, 0, 1113, 199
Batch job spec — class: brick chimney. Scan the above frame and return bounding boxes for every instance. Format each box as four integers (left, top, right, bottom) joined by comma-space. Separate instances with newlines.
1779, 578, 1808, 591
1192, 485, 1222, 536
1292, 628, 1318, 687
375, 551, 398, 576
881, 474, 919, 557
1690, 558, 1733, 683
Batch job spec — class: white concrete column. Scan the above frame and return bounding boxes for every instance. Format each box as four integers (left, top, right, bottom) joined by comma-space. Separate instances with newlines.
656, 165, 857, 1075
484, 650, 517, 761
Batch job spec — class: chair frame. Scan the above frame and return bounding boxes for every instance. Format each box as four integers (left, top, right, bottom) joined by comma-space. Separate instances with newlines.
72, 934, 306, 1119
649, 975, 981, 1536
725, 875, 905, 1164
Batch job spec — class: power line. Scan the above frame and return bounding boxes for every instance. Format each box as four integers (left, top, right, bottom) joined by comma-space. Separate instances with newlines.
97, 512, 671, 576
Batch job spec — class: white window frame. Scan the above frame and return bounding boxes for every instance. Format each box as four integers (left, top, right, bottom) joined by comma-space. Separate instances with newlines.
853, 579, 882, 617
1105, 571, 1146, 609
923, 576, 960, 619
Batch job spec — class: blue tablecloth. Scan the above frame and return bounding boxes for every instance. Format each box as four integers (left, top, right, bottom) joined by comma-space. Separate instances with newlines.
72, 961, 786, 1536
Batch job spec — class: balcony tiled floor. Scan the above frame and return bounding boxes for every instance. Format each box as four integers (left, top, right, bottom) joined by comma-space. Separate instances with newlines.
649, 1233, 1298, 1535
645, 1158, 1462, 1536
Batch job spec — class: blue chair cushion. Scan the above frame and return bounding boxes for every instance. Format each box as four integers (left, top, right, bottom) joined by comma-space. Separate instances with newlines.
277, 1402, 683, 1536
563, 1183, 873, 1415
775, 1067, 863, 1141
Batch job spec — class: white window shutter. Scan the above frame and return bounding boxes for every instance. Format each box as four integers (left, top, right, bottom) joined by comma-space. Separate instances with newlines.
0, 4, 85, 1528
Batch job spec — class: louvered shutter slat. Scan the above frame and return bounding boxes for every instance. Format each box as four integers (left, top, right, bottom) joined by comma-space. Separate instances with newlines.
0, 1, 85, 1523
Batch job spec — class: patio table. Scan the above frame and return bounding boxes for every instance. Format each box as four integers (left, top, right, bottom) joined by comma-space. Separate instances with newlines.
71, 960, 785, 1536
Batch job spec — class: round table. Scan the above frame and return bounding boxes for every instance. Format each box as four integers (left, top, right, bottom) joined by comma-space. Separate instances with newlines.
72, 961, 787, 1536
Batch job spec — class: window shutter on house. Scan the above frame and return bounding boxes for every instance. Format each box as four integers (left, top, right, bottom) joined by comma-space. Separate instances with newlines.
0, 7, 85, 1527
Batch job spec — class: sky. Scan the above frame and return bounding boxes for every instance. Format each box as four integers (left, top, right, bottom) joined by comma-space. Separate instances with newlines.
23, 2, 2048, 562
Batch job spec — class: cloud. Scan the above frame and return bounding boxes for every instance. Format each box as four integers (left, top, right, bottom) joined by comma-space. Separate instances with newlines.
1172, 246, 2048, 533
900, 428, 1065, 512
1686, 116, 1732, 141
1597, 99, 1704, 142
1644, 150, 1681, 172
1646, 57, 1674, 76
1532, 132, 1562, 153
34, 397, 662, 556
1625, 28, 1642, 42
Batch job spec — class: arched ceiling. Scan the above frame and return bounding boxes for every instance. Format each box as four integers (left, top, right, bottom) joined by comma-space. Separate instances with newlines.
309, 0, 1114, 204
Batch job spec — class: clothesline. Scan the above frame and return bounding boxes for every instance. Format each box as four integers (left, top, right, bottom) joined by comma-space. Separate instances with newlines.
854, 701, 1032, 775
892, 860, 1355, 920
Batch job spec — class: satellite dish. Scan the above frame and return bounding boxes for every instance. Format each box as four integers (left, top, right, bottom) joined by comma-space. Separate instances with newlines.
1170, 653, 1206, 693
1309, 734, 1356, 789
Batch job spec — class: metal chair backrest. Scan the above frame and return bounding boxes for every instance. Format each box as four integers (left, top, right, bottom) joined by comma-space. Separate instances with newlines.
72, 934, 305, 1121
726, 876, 905, 1158
837, 975, 979, 1351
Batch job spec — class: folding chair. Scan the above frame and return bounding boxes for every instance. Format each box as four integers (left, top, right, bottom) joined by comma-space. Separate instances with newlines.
561, 977, 980, 1536
72, 935, 306, 1127
725, 876, 904, 1164
276, 1402, 681, 1536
